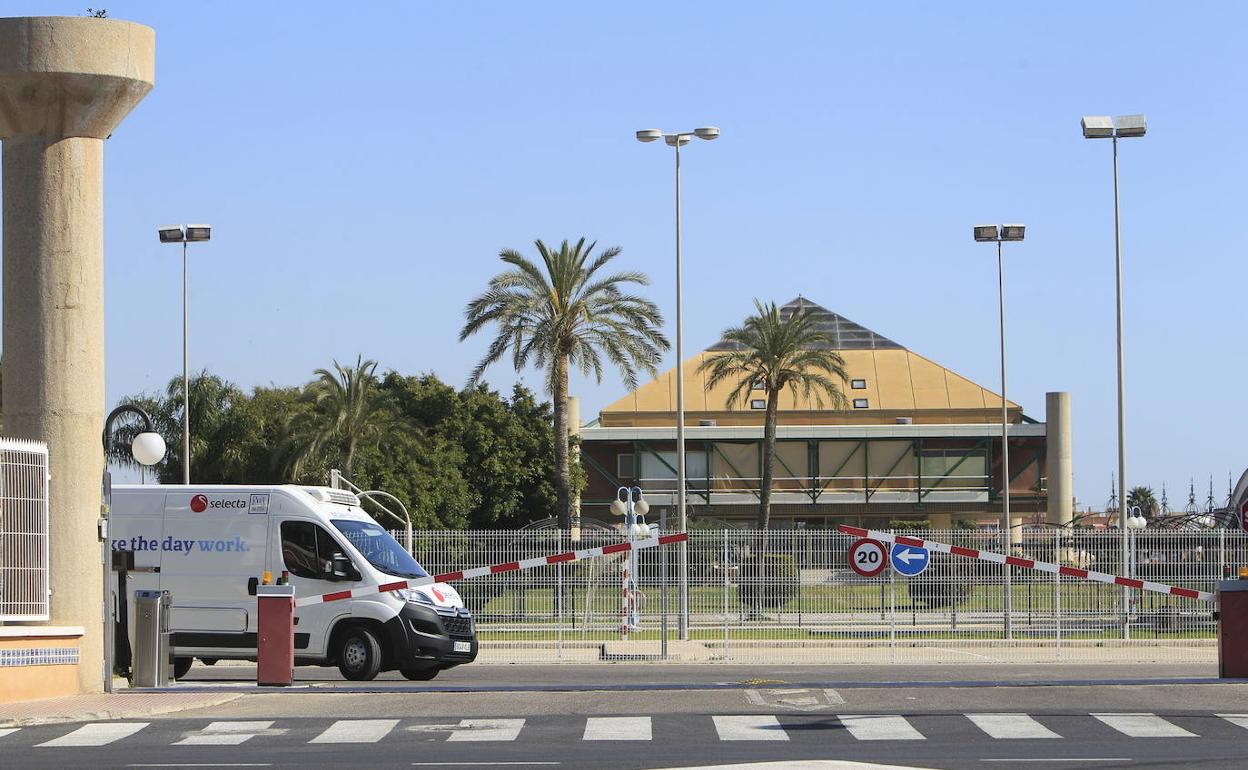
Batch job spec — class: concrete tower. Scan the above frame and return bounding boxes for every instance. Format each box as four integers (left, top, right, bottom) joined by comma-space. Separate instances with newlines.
1045, 392, 1073, 526
0, 16, 155, 691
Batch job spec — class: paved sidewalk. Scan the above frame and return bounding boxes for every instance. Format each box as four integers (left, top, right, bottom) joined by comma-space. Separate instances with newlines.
0, 691, 244, 728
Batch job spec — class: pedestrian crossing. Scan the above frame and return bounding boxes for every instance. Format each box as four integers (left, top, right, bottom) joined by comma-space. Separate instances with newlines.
0, 713, 1244, 748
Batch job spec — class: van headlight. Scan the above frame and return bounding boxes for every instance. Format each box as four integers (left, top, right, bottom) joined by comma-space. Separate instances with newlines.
391, 588, 432, 605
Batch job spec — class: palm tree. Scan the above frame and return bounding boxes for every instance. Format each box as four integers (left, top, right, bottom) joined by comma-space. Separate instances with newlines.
1127, 485, 1159, 519
698, 299, 849, 529
289, 356, 386, 478
461, 238, 669, 529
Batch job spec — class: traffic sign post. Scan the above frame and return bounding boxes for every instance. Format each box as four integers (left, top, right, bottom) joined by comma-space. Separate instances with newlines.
848, 538, 888, 578
890, 542, 930, 577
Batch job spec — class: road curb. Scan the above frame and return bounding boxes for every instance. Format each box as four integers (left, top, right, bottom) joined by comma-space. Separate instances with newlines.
0, 692, 246, 728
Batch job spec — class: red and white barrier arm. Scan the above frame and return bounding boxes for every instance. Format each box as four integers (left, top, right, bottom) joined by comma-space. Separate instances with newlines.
837, 525, 1215, 603
295, 532, 689, 608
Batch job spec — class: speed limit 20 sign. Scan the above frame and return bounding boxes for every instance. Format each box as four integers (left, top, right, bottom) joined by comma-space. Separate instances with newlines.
848, 538, 888, 578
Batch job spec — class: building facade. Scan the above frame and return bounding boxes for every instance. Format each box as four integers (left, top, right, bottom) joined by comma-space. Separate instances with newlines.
578, 298, 1073, 531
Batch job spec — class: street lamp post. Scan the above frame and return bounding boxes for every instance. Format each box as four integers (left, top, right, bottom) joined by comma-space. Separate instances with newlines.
636, 126, 718, 640
974, 224, 1025, 639
610, 487, 651, 644
157, 224, 212, 484
1081, 114, 1146, 639
101, 404, 166, 692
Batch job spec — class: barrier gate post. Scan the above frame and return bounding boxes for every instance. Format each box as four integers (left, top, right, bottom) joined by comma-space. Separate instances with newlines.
1217, 579, 1248, 679
257, 584, 296, 686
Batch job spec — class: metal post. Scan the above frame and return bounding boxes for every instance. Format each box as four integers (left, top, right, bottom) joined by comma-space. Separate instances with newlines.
722, 530, 729, 658
101, 474, 112, 693
674, 139, 689, 640
1054, 528, 1062, 661
660, 506, 668, 659
1112, 135, 1130, 640
182, 238, 190, 485
998, 239, 1012, 639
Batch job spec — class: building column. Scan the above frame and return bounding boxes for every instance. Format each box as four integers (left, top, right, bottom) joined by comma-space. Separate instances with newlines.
0, 17, 155, 693
927, 512, 952, 531
1045, 392, 1073, 526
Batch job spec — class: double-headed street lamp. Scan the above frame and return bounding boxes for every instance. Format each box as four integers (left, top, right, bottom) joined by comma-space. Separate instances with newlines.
1081, 114, 1146, 638
635, 126, 719, 640
157, 224, 212, 484
974, 223, 1024, 639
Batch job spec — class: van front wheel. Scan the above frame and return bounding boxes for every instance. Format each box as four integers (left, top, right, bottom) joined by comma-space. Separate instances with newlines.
172, 657, 193, 680
336, 627, 383, 681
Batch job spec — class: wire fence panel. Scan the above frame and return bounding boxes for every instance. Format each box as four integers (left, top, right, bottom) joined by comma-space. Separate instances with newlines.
0, 438, 51, 621
394, 527, 1244, 664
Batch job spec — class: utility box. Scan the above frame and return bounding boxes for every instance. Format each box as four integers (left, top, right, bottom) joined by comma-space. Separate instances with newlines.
132, 589, 172, 687
257, 584, 296, 686
1218, 580, 1248, 678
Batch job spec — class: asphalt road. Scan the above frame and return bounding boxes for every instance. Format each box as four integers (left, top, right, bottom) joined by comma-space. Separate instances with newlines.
6, 665, 1246, 770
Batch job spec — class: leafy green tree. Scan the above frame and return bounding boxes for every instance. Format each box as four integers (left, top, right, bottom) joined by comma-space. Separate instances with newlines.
698, 300, 849, 529
460, 238, 668, 529
114, 365, 562, 531
378, 374, 556, 529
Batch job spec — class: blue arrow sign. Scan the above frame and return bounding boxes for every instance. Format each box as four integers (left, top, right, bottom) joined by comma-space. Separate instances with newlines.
890, 543, 930, 577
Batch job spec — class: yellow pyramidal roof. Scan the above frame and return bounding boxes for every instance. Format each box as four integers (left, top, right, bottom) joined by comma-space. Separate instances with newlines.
598, 298, 1019, 427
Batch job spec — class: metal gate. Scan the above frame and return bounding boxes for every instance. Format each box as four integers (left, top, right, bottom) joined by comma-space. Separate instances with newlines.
0, 438, 50, 620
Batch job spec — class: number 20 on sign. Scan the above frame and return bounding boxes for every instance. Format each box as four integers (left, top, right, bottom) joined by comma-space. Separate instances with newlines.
848, 538, 888, 578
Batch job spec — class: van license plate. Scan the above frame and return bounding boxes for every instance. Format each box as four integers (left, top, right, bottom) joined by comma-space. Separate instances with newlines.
453, 641, 471, 653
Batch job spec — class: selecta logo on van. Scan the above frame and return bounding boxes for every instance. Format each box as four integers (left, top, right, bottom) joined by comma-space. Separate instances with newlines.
188, 494, 250, 513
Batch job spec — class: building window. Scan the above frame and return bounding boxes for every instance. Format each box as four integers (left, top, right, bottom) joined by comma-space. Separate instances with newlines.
750, 399, 766, 409
617, 453, 635, 479
750, 379, 765, 390
853, 398, 869, 409
851, 379, 867, 389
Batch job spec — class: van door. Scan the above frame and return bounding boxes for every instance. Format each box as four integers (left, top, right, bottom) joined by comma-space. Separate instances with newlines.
272, 517, 355, 659
161, 491, 269, 655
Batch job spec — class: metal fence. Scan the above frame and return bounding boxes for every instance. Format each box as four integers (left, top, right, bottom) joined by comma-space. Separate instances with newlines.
396, 527, 1246, 664
0, 438, 51, 621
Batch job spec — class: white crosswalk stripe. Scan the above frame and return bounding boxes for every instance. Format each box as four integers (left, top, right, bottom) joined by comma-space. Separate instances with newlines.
837, 715, 925, 741
1218, 714, 1248, 731
583, 716, 651, 741
0, 728, 20, 739
175, 720, 275, 746
310, 719, 399, 743
713, 715, 788, 741
445, 718, 525, 741
1092, 713, 1196, 738
37, 722, 149, 747
966, 713, 1061, 739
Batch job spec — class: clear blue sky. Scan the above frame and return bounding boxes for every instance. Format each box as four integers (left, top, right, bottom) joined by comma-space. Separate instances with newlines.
4, 2, 1245, 509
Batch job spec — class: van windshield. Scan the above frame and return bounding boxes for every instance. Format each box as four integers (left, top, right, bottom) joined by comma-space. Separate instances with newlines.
331, 519, 429, 579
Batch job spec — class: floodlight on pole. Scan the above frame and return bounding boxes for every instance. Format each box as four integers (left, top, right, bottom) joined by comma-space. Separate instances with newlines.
635, 125, 720, 640
1081, 112, 1146, 638
157, 222, 212, 484
973, 222, 1025, 639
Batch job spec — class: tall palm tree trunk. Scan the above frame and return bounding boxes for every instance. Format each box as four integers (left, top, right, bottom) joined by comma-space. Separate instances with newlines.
758, 390, 779, 530
341, 438, 357, 478
552, 355, 572, 530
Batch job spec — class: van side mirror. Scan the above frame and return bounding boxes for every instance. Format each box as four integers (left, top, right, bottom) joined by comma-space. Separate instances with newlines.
329, 553, 354, 582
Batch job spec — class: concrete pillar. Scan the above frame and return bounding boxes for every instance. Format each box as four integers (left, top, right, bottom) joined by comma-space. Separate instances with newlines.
1045, 392, 1073, 527
0, 17, 154, 692
1010, 515, 1024, 547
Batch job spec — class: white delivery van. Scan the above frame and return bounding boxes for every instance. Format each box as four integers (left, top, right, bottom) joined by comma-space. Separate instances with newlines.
108, 484, 477, 681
